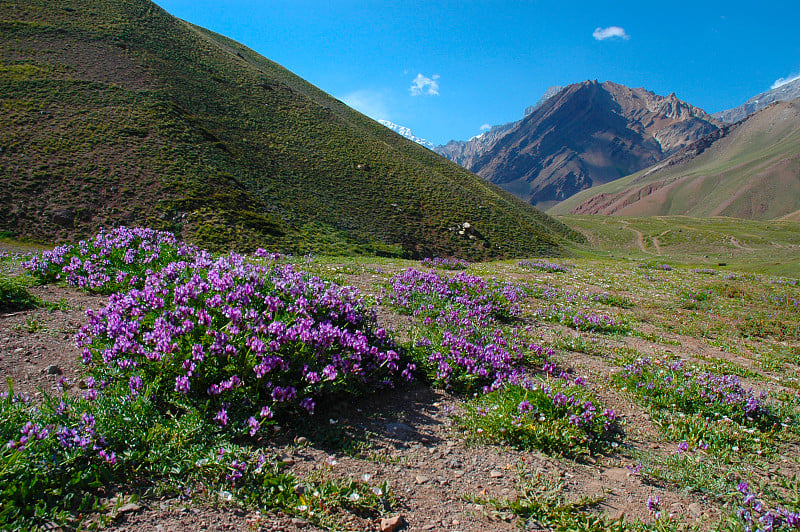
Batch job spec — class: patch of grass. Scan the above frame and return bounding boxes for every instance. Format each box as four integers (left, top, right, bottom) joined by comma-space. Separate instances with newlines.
469, 469, 628, 531
592, 292, 634, 308
633, 449, 747, 501
678, 288, 713, 310
547, 333, 606, 356
12, 317, 46, 334
0, 273, 39, 312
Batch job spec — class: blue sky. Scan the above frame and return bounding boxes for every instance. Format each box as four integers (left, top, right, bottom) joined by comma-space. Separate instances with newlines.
152, 0, 800, 145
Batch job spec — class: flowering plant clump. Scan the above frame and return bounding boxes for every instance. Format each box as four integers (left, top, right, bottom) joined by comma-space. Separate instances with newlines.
679, 288, 713, 310
535, 304, 631, 334
518, 260, 570, 273
638, 261, 673, 271
458, 379, 620, 458
384, 268, 524, 323
77, 250, 414, 436
0, 388, 119, 524
733, 481, 800, 531
23, 227, 197, 294
1, 380, 395, 529
383, 268, 537, 392
420, 257, 470, 270
613, 358, 778, 434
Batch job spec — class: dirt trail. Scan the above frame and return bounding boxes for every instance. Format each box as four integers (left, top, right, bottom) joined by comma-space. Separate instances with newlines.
730, 236, 754, 250
625, 227, 649, 254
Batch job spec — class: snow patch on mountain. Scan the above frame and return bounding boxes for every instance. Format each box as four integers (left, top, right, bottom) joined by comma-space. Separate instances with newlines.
378, 120, 435, 149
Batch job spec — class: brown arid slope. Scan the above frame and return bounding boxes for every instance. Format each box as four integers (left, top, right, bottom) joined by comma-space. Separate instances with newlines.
0, 0, 578, 259
437, 81, 720, 209
551, 98, 800, 220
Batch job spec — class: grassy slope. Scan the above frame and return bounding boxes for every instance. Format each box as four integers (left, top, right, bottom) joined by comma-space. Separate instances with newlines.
0, 0, 578, 258
558, 215, 800, 278
548, 100, 800, 220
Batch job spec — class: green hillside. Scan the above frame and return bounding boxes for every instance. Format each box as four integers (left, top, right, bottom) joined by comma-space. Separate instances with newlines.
0, 0, 579, 258
549, 99, 800, 220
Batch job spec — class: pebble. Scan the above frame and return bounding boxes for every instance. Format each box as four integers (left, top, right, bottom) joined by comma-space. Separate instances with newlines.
117, 502, 142, 514
385, 422, 413, 440
45, 364, 62, 375
379, 515, 404, 532
489, 470, 503, 478
415, 475, 430, 484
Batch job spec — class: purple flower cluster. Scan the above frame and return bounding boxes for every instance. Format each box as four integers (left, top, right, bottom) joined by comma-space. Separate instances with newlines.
24, 227, 197, 294
77, 248, 414, 434
616, 357, 773, 430
420, 257, 470, 270
464, 378, 619, 457
384, 268, 524, 323
2, 393, 113, 465
535, 304, 628, 334
639, 262, 673, 271
521, 379, 617, 432
736, 481, 800, 531
384, 268, 538, 392
646, 495, 660, 514
518, 260, 569, 273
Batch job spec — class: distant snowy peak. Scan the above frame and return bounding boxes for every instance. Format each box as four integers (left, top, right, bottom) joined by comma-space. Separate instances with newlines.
714, 77, 800, 123
525, 85, 563, 116
378, 120, 435, 149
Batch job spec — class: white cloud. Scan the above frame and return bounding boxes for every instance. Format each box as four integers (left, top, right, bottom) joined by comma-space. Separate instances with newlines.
771, 72, 800, 90
592, 26, 630, 41
339, 90, 390, 120
410, 73, 440, 96
480, 124, 491, 131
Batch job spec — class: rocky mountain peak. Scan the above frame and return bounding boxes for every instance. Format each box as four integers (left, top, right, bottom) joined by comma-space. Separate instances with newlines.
436, 80, 720, 208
